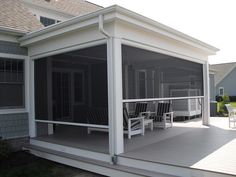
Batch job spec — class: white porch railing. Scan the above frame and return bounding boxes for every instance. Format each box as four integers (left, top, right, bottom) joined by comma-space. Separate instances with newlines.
35, 96, 204, 129
122, 96, 204, 103
35, 119, 109, 129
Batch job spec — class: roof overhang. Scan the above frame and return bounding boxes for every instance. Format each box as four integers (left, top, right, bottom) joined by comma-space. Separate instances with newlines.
0, 26, 26, 36
19, 5, 219, 55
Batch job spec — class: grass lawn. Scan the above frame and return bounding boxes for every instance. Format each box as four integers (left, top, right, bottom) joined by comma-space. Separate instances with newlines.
0, 151, 104, 177
230, 102, 236, 107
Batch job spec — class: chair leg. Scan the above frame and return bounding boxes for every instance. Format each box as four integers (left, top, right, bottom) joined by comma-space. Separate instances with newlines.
163, 116, 167, 129
128, 133, 131, 139
142, 120, 145, 136
87, 128, 91, 134
150, 122, 153, 131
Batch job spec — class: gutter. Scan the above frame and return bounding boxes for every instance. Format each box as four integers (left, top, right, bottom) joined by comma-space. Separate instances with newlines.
0, 26, 26, 36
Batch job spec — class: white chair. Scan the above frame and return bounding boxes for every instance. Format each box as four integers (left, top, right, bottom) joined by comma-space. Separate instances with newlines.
225, 104, 236, 128
150, 103, 173, 129
123, 107, 145, 139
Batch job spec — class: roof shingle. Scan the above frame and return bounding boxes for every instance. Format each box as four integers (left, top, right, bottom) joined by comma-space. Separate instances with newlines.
0, 0, 44, 32
0, 0, 102, 32
210, 62, 236, 85
23, 0, 103, 17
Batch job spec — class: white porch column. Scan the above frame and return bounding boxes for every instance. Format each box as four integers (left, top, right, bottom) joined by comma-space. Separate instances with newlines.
107, 37, 124, 156
203, 61, 210, 125
28, 58, 36, 137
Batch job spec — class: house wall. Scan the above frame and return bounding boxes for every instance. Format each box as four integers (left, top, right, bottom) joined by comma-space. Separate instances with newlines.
0, 40, 27, 55
0, 113, 28, 139
216, 67, 236, 96
209, 73, 215, 100
0, 38, 29, 140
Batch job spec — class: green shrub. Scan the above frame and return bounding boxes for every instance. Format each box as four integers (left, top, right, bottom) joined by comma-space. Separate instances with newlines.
0, 139, 12, 160
218, 95, 230, 116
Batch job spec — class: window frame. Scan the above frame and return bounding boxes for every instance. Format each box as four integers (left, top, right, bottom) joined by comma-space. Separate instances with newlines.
219, 87, 224, 96
40, 16, 57, 27
0, 53, 27, 114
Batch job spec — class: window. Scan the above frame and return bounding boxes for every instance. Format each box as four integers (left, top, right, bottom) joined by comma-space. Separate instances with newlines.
219, 87, 224, 96
0, 58, 24, 108
40, 16, 56, 27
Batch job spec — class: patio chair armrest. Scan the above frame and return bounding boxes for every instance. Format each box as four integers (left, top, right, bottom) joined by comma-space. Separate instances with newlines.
139, 111, 154, 118
163, 112, 174, 121
148, 112, 156, 116
129, 116, 145, 121
164, 112, 173, 116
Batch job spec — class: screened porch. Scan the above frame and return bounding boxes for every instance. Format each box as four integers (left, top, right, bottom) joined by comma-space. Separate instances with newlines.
32, 43, 206, 155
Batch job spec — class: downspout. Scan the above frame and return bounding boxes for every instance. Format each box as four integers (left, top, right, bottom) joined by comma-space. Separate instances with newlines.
98, 14, 117, 164
98, 14, 110, 38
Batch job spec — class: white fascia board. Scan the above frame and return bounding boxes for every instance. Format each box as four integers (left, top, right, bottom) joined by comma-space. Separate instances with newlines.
0, 26, 26, 36
19, 7, 117, 46
114, 6, 219, 55
19, 5, 219, 55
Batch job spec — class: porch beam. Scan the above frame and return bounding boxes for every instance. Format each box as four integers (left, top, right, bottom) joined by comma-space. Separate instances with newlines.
107, 37, 124, 156
203, 61, 210, 125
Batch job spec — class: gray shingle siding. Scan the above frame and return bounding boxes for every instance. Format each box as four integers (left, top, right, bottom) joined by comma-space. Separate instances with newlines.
216, 67, 236, 97
0, 113, 29, 139
209, 74, 215, 100
0, 40, 27, 56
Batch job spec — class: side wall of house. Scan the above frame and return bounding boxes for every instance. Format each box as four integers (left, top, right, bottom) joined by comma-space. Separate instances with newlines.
216, 68, 236, 97
209, 73, 215, 100
0, 38, 29, 140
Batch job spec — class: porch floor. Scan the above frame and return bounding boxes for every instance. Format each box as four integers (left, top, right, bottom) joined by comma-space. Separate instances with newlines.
122, 117, 236, 176
34, 126, 109, 153
34, 118, 236, 175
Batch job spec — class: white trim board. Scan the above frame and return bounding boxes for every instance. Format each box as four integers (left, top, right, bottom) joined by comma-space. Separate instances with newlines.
19, 5, 218, 55
30, 39, 106, 60
121, 39, 206, 64
27, 147, 163, 177
0, 53, 27, 59
30, 139, 110, 162
0, 109, 27, 115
